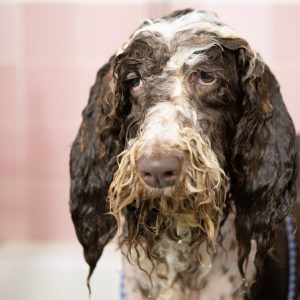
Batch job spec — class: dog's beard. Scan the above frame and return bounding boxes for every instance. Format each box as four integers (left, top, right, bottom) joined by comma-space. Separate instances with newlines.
109, 127, 228, 265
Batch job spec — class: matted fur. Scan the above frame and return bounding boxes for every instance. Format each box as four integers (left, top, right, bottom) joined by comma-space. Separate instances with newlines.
109, 122, 227, 260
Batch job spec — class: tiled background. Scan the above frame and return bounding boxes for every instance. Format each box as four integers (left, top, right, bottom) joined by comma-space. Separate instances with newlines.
0, 0, 300, 242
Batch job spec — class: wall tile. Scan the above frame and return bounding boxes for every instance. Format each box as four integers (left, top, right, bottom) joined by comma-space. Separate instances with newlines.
0, 184, 28, 239
23, 4, 79, 60
0, 65, 17, 126
83, 4, 146, 61
0, 127, 18, 181
272, 4, 300, 64
0, 4, 19, 62
24, 182, 76, 240
24, 65, 82, 126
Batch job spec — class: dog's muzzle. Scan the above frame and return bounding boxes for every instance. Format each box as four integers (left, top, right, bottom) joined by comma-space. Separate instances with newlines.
109, 101, 227, 227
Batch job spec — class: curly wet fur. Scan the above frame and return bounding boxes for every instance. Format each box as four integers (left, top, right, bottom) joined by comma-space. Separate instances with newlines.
109, 126, 227, 266
70, 9, 298, 299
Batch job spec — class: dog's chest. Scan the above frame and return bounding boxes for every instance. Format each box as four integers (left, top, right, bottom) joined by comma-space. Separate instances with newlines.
122, 215, 256, 300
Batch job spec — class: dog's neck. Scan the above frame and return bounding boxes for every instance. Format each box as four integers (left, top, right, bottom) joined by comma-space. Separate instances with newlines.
120, 210, 256, 300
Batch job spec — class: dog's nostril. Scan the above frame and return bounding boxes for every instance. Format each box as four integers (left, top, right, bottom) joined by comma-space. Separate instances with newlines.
167, 171, 177, 176
143, 172, 152, 178
163, 171, 176, 178
137, 155, 182, 188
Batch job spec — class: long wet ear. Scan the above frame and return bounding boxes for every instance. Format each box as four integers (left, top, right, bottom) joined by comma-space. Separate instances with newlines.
69, 56, 129, 286
225, 39, 297, 295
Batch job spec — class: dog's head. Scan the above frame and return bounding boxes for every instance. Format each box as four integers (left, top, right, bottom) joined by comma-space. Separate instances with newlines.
70, 8, 297, 289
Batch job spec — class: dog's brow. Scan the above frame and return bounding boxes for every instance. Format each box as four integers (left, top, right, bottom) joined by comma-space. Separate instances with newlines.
192, 50, 204, 55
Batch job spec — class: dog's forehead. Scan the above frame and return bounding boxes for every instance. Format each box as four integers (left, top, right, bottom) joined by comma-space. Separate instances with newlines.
140, 10, 237, 40
117, 10, 239, 56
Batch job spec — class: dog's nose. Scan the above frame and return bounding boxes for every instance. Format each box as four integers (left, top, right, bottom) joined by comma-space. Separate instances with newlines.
137, 155, 182, 188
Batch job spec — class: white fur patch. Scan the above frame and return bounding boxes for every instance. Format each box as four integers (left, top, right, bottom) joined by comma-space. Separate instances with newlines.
165, 41, 223, 72
140, 101, 197, 156
141, 11, 237, 39
117, 10, 240, 56
171, 77, 184, 98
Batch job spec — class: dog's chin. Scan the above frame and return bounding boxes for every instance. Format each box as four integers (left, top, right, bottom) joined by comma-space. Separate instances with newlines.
139, 182, 179, 199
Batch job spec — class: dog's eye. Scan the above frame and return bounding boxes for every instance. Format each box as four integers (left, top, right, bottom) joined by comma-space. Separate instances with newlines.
197, 71, 216, 85
126, 74, 143, 95
128, 77, 141, 88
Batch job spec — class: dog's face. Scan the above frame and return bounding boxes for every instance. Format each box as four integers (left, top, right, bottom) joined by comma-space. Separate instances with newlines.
108, 12, 257, 252
70, 9, 297, 293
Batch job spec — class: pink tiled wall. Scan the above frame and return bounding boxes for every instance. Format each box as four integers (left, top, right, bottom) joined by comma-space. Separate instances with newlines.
0, 2, 299, 241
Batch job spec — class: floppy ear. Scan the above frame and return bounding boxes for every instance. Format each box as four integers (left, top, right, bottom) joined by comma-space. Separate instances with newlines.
227, 41, 297, 295
69, 56, 129, 285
